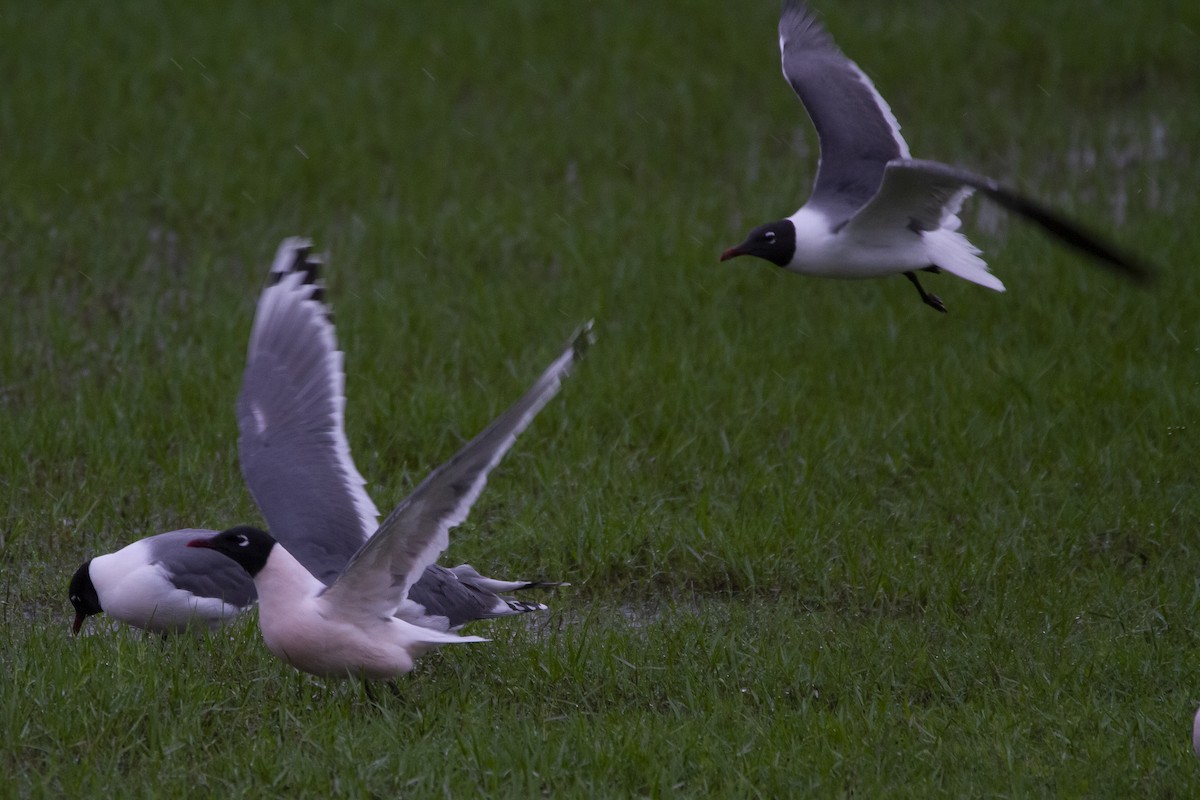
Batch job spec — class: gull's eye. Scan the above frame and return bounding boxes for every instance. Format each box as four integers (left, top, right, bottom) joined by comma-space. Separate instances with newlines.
236, 534, 249, 547
764, 231, 776, 243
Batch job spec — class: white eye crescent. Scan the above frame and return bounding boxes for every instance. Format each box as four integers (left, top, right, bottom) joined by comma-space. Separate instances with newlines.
236, 534, 249, 547
765, 231, 776, 243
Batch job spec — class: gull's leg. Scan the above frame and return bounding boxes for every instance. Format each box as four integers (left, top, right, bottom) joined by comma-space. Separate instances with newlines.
904, 271, 947, 314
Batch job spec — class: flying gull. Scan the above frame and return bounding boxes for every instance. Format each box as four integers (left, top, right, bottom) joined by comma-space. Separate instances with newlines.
237, 239, 572, 630
68, 529, 256, 635
720, 0, 1152, 312
192, 320, 593, 679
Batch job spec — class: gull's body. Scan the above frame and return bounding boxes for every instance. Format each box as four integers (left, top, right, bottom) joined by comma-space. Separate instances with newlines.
194, 314, 591, 679
237, 239, 566, 631
193, 527, 480, 678
721, 0, 1151, 312
68, 529, 256, 635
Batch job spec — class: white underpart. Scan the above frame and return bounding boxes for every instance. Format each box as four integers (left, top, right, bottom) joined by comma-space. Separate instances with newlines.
924, 227, 1003, 291
925, 186, 1004, 291
252, 546, 483, 679
89, 542, 242, 633
786, 205, 1005, 292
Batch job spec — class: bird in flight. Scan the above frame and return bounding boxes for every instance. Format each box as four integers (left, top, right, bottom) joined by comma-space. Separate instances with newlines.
721, 0, 1152, 312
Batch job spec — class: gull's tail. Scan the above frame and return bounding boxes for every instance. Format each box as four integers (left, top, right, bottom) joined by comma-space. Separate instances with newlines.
924, 227, 1006, 293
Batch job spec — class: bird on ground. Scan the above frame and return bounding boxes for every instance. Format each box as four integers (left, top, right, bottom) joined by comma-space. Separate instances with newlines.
720, 0, 1153, 312
66, 240, 568, 638
68, 529, 256, 635
237, 239, 567, 631
191, 320, 592, 679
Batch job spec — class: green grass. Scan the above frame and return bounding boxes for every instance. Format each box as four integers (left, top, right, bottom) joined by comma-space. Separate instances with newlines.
2, 0, 1199, 795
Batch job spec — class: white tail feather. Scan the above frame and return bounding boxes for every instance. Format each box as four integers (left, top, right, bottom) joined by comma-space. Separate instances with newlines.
924, 228, 1006, 292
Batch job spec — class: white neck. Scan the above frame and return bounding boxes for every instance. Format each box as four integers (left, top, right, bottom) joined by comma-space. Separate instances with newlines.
254, 545, 325, 608
786, 207, 839, 271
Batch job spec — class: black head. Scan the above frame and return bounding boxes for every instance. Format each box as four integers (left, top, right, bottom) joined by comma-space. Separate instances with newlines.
68, 560, 102, 635
187, 525, 276, 577
720, 220, 796, 267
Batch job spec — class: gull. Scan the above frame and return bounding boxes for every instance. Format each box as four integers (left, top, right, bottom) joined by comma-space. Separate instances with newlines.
68, 529, 256, 635
65, 240, 565, 639
237, 239, 567, 631
190, 320, 592, 678
1194, 705, 1200, 758
720, 0, 1152, 312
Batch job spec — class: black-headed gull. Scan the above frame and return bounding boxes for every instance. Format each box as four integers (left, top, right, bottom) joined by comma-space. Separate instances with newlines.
191, 321, 592, 678
238, 239, 568, 631
68, 529, 256, 635
720, 0, 1152, 312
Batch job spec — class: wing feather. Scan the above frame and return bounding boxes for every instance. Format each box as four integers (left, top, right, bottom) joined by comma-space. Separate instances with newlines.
237, 239, 381, 585
321, 322, 593, 619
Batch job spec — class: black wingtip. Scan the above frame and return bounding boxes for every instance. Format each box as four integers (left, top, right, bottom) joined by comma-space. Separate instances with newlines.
291, 242, 323, 287
504, 599, 549, 614
570, 319, 596, 361
266, 237, 333, 311
978, 186, 1157, 285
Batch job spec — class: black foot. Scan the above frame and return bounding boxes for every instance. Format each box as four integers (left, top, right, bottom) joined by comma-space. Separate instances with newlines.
904, 271, 947, 313
362, 679, 404, 705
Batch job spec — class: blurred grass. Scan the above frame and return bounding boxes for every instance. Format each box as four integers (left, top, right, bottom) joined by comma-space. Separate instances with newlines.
2, 0, 1199, 795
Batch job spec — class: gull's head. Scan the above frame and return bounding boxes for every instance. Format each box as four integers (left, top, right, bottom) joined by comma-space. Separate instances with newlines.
720, 220, 796, 267
68, 560, 101, 635
188, 525, 276, 577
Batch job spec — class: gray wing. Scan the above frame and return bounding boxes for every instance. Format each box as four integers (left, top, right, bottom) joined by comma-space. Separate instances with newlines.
845, 159, 979, 235
405, 563, 562, 630
853, 159, 1154, 281
404, 564, 549, 631
145, 529, 257, 607
320, 321, 593, 619
237, 239, 380, 585
779, 0, 910, 227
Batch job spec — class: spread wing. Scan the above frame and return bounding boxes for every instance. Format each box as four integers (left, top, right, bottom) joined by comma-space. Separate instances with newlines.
779, 0, 910, 227
851, 160, 1154, 281
236, 239, 380, 585
320, 321, 593, 619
